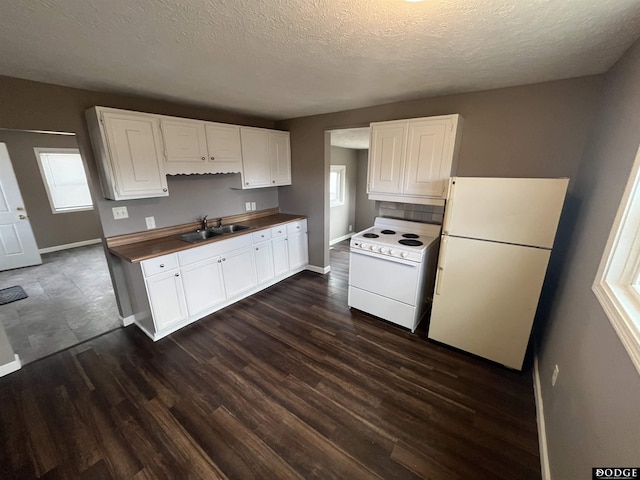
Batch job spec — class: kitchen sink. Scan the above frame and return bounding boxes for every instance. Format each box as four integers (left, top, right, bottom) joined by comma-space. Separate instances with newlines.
179, 224, 254, 243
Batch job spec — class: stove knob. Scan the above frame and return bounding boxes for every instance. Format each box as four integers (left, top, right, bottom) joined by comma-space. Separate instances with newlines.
400, 252, 408, 258
380, 247, 388, 254
370, 245, 378, 252
361, 243, 368, 249
389, 249, 397, 256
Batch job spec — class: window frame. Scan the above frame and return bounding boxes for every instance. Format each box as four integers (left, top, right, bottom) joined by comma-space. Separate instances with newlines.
330, 165, 346, 208
34, 147, 94, 214
593, 144, 640, 376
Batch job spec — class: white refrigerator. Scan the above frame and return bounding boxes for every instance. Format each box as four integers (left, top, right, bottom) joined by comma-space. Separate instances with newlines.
428, 177, 569, 370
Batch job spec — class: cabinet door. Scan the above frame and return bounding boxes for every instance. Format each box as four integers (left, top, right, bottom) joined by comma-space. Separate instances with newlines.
160, 118, 208, 174
145, 270, 187, 331
272, 236, 289, 277
287, 232, 309, 271
181, 257, 226, 316
254, 242, 275, 284
269, 131, 291, 186
221, 247, 258, 298
205, 123, 242, 174
240, 128, 271, 188
101, 112, 168, 199
368, 123, 406, 194
403, 119, 452, 197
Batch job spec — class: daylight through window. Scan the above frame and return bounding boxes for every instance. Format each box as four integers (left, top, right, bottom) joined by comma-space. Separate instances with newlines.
34, 148, 93, 213
330, 165, 346, 207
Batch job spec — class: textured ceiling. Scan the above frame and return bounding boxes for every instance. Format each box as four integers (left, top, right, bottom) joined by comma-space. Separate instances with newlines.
331, 128, 370, 150
1, 0, 639, 120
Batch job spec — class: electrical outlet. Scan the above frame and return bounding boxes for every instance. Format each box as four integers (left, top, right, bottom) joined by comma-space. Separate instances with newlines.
245, 202, 251, 211
251, 201, 257, 211
112, 206, 128, 220
551, 364, 559, 387
145, 216, 156, 229
349, 224, 353, 232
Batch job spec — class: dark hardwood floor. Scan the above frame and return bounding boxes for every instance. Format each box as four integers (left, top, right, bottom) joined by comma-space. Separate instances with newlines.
0, 240, 541, 479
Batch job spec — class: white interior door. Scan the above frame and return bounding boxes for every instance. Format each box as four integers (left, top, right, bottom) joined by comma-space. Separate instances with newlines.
429, 235, 551, 370
0, 143, 42, 271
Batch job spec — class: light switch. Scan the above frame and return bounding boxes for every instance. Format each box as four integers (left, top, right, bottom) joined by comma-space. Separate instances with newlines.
145, 216, 156, 229
112, 206, 128, 219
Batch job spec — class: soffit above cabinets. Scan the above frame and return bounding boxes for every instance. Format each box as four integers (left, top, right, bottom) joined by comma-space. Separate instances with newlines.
0, 0, 639, 120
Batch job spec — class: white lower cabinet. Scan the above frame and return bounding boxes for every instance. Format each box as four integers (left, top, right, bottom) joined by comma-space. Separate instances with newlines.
145, 269, 188, 331
221, 246, 258, 298
128, 218, 309, 341
181, 257, 226, 316
254, 242, 275, 284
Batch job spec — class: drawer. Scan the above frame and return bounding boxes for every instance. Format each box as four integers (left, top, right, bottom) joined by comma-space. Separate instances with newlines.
271, 225, 287, 238
252, 229, 271, 243
287, 219, 307, 235
141, 253, 178, 277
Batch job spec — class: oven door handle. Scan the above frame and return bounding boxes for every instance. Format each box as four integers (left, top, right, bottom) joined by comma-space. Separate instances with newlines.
350, 249, 418, 267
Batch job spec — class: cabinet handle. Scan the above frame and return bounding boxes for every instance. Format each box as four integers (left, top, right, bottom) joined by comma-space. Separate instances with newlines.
255, 247, 259, 251
272, 180, 275, 183
218, 259, 221, 263
175, 273, 179, 277
159, 264, 165, 268
201, 156, 205, 160
222, 258, 226, 262
18, 215, 26, 220
210, 156, 215, 160
16, 207, 24, 211
162, 188, 168, 192
245, 182, 249, 186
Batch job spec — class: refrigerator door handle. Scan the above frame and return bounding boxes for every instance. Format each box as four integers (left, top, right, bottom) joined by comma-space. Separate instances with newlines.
442, 178, 456, 235
435, 235, 448, 295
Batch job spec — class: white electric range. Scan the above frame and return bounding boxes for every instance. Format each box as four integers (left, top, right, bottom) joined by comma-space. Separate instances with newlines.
348, 217, 441, 332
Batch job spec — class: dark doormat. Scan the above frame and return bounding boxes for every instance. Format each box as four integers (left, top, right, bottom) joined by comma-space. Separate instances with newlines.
0, 286, 28, 306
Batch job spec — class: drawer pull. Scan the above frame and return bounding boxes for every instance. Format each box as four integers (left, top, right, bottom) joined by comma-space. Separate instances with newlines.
159, 264, 165, 268
175, 273, 179, 277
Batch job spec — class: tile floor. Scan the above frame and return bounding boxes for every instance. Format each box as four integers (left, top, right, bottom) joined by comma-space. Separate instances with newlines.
0, 244, 120, 364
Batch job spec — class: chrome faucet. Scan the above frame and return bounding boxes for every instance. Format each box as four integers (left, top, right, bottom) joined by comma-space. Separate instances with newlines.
201, 215, 208, 231
216, 217, 222, 228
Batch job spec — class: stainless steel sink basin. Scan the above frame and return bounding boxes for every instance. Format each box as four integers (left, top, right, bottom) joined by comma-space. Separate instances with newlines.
179, 224, 253, 243
180, 229, 224, 243
212, 224, 253, 234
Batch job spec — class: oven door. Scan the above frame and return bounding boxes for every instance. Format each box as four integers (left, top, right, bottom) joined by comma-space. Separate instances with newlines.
348, 249, 421, 305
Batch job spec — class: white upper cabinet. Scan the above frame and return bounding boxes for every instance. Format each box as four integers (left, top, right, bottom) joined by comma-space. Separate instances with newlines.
368, 114, 462, 206
205, 123, 243, 173
161, 117, 242, 175
240, 127, 291, 189
86, 107, 168, 200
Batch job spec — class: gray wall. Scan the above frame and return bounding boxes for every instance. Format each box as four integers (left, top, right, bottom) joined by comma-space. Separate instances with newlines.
0, 75, 277, 320
329, 146, 357, 243
277, 76, 603, 268
538, 40, 640, 477
354, 149, 376, 232
0, 130, 102, 248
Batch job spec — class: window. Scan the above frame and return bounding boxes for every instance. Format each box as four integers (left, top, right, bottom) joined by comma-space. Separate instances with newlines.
34, 148, 93, 213
330, 165, 346, 207
593, 145, 640, 375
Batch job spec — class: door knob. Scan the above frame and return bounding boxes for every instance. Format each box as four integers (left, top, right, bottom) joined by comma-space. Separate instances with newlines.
18, 215, 26, 220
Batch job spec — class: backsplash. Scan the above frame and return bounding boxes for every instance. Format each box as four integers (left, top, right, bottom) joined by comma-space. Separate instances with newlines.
377, 201, 444, 224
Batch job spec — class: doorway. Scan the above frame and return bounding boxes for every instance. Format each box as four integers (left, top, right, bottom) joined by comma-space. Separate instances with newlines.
0, 129, 118, 365
328, 128, 376, 248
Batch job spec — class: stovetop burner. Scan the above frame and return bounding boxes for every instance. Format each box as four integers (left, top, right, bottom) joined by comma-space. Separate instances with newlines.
399, 239, 423, 247
402, 233, 419, 239
381, 229, 396, 235
363, 233, 379, 238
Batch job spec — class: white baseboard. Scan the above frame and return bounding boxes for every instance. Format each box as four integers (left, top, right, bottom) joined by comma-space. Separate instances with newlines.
306, 264, 331, 274
0, 354, 21, 377
120, 314, 135, 327
533, 354, 551, 480
39, 238, 102, 254
330, 233, 353, 246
